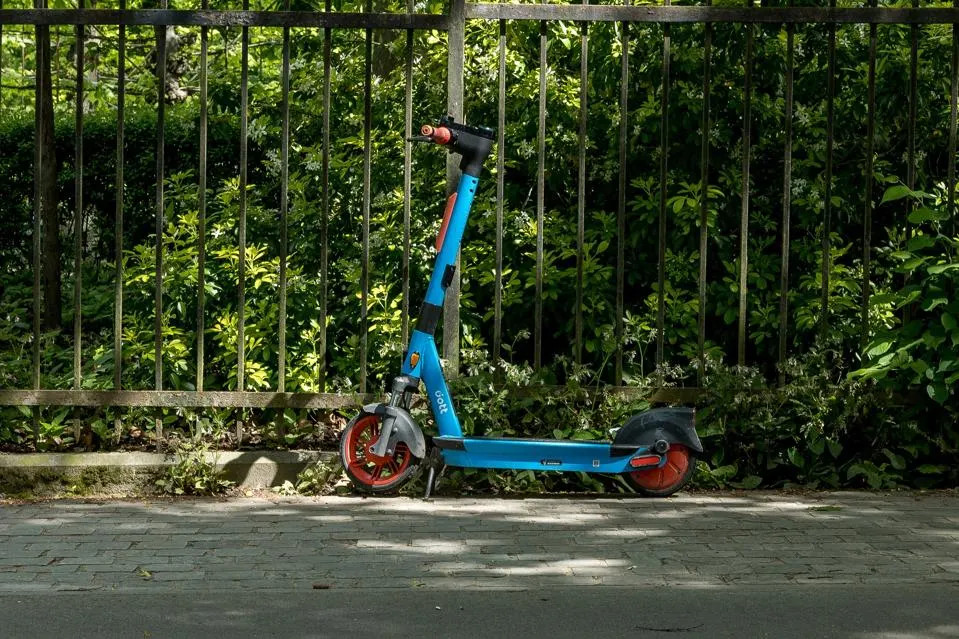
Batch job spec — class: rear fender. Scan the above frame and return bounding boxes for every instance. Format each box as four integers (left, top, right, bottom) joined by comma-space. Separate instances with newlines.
363, 403, 427, 459
611, 407, 703, 456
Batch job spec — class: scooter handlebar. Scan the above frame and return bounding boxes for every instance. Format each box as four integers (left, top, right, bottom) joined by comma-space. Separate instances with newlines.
409, 115, 495, 177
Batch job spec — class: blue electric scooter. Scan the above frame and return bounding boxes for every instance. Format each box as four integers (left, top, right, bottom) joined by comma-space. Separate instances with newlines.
338, 116, 703, 498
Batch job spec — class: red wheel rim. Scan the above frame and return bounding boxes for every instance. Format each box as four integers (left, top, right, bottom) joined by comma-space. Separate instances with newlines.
629, 445, 691, 492
344, 415, 412, 487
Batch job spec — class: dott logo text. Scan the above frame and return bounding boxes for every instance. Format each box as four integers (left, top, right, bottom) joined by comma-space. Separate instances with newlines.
434, 390, 449, 414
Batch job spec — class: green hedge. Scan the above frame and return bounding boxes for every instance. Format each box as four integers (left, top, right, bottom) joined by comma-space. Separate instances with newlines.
0, 105, 250, 270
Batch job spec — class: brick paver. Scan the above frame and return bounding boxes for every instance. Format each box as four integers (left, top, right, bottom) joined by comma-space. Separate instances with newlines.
0, 491, 957, 592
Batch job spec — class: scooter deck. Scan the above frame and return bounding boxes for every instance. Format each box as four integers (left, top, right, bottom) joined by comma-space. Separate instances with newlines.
433, 435, 640, 474
435, 435, 613, 447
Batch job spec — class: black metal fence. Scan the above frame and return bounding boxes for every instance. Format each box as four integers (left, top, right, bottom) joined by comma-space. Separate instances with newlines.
0, 0, 957, 437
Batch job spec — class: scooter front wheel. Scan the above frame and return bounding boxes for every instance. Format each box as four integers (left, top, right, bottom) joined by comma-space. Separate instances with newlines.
623, 445, 696, 497
339, 412, 420, 494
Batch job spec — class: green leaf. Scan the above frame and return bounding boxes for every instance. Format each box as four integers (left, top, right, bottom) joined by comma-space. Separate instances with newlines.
847, 463, 867, 480
882, 448, 906, 471
927, 383, 949, 404
865, 341, 892, 358
787, 447, 804, 469
922, 331, 946, 350
907, 207, 946, 224
923, 297, 949, 311
827, 440, 843, 459
738, 475, 762, 489
848, 366, 885, 379
928, 264, 959, 275
809, 438, 825, 456
917, 464, 946, 475
869, 292, 897, 306
901, 256, 928, 271
943, 313, 957, 332
877, 352, 896, 367
709, 464, 738, 481
910, 359, 930, 377
880, 184, 912, 204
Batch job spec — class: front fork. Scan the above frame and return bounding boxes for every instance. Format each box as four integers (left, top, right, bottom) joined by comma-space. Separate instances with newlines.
371, 375, 444, 498
368, 375, 418, 458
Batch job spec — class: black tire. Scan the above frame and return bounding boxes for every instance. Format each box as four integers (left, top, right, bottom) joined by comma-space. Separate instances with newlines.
339, 412, 420, 494
622, 445, 697, 497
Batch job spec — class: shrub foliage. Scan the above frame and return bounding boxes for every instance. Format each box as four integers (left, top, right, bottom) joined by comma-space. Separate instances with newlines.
0, 2, 956, 489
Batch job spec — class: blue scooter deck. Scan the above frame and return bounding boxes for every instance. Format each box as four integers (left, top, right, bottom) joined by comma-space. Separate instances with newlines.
433, 436, 641, 474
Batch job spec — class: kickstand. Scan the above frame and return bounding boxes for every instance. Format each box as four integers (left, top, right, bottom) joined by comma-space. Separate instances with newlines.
423, 448, 445, 500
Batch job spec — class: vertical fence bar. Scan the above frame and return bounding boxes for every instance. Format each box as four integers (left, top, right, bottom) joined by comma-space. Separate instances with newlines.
72, 0, 85, 441
950, 0, 958, 238
196, 0, 208, 393
0, 0, 3, 110
445, 0, 465, 374
493, 13, 506, 362
114, 0, 126, 439
821, 0, 836, 339
737, 0, 754, 367
698, 4, 711, 383
274, 0, 290, 436
236, 0, 249, 442
614, 11, 628, 386
655, 7, 670, 373
402, 0, 413, 349
154, 4, 167, 442
906, 0, 918, 229
319, 0, 331, 391
51, 17, 57, 105
359, 0, 372, 394
278, 0, 290, 393
534, 6, 546, 371
862, 0, 877, 346
32, 0, 43, 442
903, 0, 918, 324
23, 24, 27, 112
575, 0, 588, 364
778, 13, 794, 386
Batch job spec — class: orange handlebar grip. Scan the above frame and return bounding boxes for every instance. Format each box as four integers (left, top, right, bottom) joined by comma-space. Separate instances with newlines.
420, 124, 452, 145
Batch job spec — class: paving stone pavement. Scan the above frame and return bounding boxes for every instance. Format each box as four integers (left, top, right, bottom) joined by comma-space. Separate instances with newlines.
0, 491, 957, 593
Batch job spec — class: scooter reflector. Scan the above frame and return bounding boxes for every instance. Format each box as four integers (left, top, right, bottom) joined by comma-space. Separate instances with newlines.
629, 455, 662, 468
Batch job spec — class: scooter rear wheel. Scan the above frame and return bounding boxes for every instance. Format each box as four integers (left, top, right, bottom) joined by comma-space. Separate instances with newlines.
623, 445, 696, 497
339, 413, 419, 494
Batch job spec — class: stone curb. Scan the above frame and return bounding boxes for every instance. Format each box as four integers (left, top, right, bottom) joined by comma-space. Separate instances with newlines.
0, 450, 336, 497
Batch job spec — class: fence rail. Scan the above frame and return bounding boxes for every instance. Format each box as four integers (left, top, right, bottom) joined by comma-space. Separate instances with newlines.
0, 1, 957, 442
5, 5, 959, 25
467, 3, 959, 22
0, 9, 450, 27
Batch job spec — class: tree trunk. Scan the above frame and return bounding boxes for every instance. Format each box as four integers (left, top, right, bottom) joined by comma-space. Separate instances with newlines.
38, 23, 61, 332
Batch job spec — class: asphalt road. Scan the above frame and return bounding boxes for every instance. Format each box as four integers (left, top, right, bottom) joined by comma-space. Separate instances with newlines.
1, 585, 957, 638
